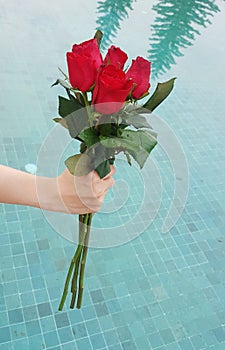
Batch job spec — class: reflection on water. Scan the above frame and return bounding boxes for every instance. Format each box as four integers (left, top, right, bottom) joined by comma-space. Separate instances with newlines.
149, 0, 220, 78
96, 0, 220, 77
96, 0, 135, 50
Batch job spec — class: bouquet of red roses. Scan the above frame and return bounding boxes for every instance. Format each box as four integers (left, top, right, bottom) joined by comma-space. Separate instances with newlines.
52, 30, 175, 310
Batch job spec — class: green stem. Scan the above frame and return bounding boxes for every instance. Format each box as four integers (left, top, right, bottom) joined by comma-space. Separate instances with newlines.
82, 92, 93, 127
58, 214, 89, 311
70, 215, 84, 309
76, 213, 93, 309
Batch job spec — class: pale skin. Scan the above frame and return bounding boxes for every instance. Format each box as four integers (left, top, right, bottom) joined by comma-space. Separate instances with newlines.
0, 164, 115, 214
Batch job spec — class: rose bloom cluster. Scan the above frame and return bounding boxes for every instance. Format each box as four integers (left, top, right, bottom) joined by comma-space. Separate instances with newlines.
66, 38, 151, 114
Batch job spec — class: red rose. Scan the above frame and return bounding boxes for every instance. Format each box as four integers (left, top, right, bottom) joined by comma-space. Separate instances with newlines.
103, 45, 128, 69
126, 56, 151, 99
66, 38, 103, 92
92, 65, 133, 114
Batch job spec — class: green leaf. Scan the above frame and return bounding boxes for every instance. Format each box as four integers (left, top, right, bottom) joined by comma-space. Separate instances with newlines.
87, 143, 115, 178
58, 95, 83, 118
121, 130, 157, 168
122, 113, 152, 129
53, 117, 68, 129
140, 77, 176, 113
73, 91, 84, 105
65, 144, 114, 178
95, 160, 111, 179
78, 128, 99, 147
94, 30, 103, 47
65, 108, 89, 140
51, 79, 71, 89
65, 154, 93, 176
124, 150, 132, 166
100, 129, 157, 169
58, 67, 69, 80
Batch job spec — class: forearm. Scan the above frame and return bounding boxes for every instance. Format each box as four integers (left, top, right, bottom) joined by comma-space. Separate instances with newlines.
0, 164, 53, 209
0, 164, 115, 213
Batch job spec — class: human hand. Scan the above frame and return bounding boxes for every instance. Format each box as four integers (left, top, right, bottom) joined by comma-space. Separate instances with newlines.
55, 165, 116, 214
0, 164, 115, 214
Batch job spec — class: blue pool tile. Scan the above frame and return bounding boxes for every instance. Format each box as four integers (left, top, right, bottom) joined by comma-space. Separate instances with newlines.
10, 323, 27, 340
90, 289, 104, 303
37, 239, 50, 250
8, 308, 24, 324
25, 320, 41, 336
160, 328, 175, 344
190, 334, 207, 349
55, 312, 70, 329
34, 289, 49, 303
17, 278, 32, 293
104, 329, 119, 346
148, 331, 164, 348
40, 315, 56, 333
15, 266, 29, 280
4, 281, 18, 296
58, 326, 74, 343
76, 337, 93, 350
107, 299, 121, 313
32, 276, 45, 290
0, 256, 14, 271
27, 252, 40, 265
28, 334, 45, 350
94, 302, 109, 317
43, 330, 59, 347
112, 312, 127, 328
102, 286, 116, 299
61, 342, 78, 350
0, 343, 13, 350
121, 340, 137, 350
13, 254, 26, 268
114, 282, 129, 298
11, 243, 24, 255
68, 310, 83, 325
212, 326, 225, 343
90, 333, 106, 349
81, 304, 96, 320
178, 338, 195, 350
134, 336, 151, 349
23, 305, 38, 321
37, 302, 52, 317
0, 312, 8, 328
24, 241, 37, 253
0, 326, 11, 343
71, 322, 87, 339
29, 263, 43, 277
98, 315, 114, 331
108, 345, 123, 350
85, 318, 101, 335
1, 269, 15, 283
0, 234, 10, 245
12, 338, 29, 350
166, 343, 181, 350
128, 321, 145, 338
116, 325, 132, 342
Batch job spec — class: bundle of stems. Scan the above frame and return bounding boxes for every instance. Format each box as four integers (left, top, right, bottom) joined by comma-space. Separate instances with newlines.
58, 213, 93, 310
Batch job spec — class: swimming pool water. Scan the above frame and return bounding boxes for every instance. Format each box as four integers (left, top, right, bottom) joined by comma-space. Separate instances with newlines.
1, 0, 225, 349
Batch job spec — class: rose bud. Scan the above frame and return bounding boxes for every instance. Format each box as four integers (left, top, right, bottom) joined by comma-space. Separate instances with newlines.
126, 56, 151, 99
92, 64, 133, 114
66, 38, 103, 92
103, 45, 128, 69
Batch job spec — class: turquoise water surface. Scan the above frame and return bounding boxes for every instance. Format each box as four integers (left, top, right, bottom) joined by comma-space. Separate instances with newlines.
1, 0, 225, 349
